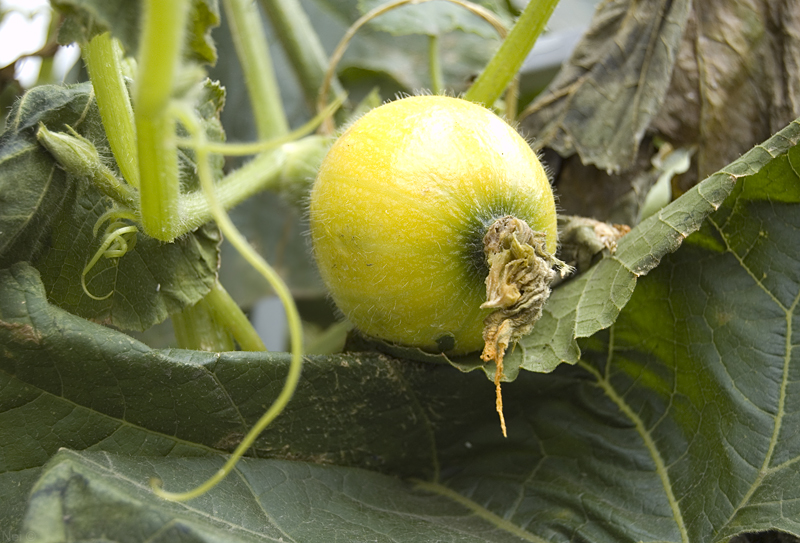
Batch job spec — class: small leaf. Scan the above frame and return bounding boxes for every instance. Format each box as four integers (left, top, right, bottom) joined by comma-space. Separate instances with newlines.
0, 84, 91, 266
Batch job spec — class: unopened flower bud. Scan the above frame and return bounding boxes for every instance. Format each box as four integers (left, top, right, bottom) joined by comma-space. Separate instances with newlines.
36, 123, 101, 178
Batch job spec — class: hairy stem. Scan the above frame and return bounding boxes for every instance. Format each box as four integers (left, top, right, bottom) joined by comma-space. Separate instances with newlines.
179, 148, 287, 233
173, 294, 237, 351
206, 282, 267, 351
428, 35, 444, 95
84, 32, 140, 187
135, 0, 190, 241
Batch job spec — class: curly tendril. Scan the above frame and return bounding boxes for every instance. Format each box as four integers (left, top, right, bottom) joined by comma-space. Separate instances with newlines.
81, 209, 140, 301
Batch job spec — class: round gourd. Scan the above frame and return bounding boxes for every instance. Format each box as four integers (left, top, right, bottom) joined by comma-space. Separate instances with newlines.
309, 95, 558, 355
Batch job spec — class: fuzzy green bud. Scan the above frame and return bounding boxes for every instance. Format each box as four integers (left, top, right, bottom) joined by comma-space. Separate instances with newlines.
36, 123, 137, 207
37, 123, 101, 178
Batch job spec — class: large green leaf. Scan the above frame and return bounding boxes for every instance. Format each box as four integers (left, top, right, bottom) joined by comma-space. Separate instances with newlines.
3, 121, 800, 542
52, 0, 220, 63
22, 451, 534, 543
517, 118, 800, 374
0, 82, 222, 331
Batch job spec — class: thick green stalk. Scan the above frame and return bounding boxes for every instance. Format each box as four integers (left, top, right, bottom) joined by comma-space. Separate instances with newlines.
223, 0, 288, 139
84, 32, 140, 187
464, 0, 559, 107
135, 0, 190, 241
259, 0, 344, 109
173, 296, 237, 351
205, 283, 267, 351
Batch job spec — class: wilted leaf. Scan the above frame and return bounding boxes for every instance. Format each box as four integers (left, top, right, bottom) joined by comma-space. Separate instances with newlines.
0, 82, 222, 331
523, 0, 692, 172
523, 0, 800, 222
652, 0, 800, 187
52, 0, 220, 63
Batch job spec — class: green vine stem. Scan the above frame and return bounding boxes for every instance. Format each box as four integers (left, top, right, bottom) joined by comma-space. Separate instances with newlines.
173, 294, 237, 351
152, 105, 304, 502
84, 32, 140, 187
463, 0, 559, 108
259, 0, 344, 110
134, 0, 190, 241
205, 282, 267, 351
179, 148, 287, 232
223, 0, 289, 139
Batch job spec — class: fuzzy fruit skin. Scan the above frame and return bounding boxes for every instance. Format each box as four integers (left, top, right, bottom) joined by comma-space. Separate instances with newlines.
310, 95, 557, 354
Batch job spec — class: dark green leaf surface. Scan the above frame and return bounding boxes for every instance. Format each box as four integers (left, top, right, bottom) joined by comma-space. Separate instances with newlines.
0, 84, 88, 266
0, 83, 221, 331
52, 0, 220, 63
21, 451, 534, 543
3, 124, 800, 542
521, 118, 800, 374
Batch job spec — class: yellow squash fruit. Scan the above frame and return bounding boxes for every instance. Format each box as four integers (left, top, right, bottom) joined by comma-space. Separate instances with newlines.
310, 95, 559, 357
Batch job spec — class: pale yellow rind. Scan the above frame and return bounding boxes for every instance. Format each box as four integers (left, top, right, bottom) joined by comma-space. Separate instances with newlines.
310, 95, 557, 354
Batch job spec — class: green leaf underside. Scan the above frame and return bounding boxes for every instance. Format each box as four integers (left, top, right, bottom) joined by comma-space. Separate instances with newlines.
52, 0, 220, 64
0, 82, 222, 331
522, 118, 800, 374
3, 130, 800, 543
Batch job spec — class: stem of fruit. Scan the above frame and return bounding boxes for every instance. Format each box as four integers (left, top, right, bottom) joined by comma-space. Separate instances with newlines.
464, 0, 559, 109
481, 216, 568, 437
135, 0, 190, 241
428, 35, 444, 95
84, 32, 140, 188
223, 0, 288, 139
259, 0, 344, 110
152, 106, 303, 502
317, 0, 506, 132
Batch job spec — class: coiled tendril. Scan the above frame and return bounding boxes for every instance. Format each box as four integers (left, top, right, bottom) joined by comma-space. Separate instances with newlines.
81, 208, 140, 301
